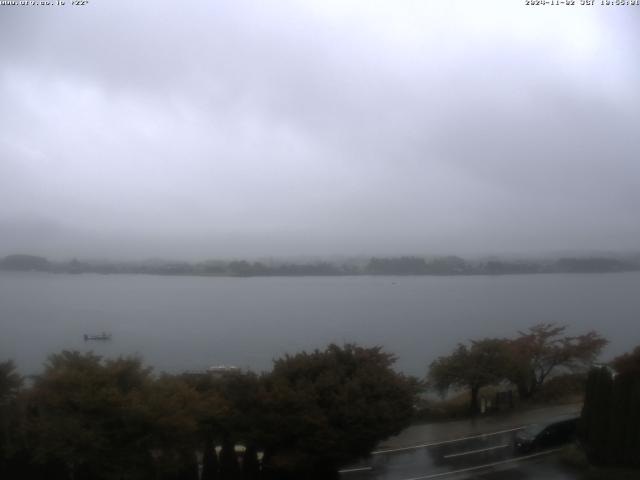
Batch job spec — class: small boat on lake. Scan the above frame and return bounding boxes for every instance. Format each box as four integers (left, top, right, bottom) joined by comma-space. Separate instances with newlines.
83, 332, 112, 341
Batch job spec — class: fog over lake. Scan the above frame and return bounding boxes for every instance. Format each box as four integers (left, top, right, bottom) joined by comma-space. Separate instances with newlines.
2, 271, 638, 377
3, 2, 640, 261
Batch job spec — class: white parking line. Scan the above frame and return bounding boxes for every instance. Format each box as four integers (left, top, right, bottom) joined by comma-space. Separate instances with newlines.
401, 448, 563, 480
370, 426, 526, 455
442, 443, 509, 459
338, 466, 373, 474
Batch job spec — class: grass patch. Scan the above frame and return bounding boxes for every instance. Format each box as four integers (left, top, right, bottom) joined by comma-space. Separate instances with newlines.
414, 386, 510, 422
531, 373, 586, 405
415, 374, 586, 423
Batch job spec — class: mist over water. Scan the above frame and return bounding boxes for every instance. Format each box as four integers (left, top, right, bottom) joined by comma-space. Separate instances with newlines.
2, 271, 638, 376
1, 0, 639, 381
2, 3, 640, 478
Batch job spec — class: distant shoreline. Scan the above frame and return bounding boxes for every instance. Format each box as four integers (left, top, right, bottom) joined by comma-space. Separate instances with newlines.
3, 270, 640, 280
2, 253, 639, 278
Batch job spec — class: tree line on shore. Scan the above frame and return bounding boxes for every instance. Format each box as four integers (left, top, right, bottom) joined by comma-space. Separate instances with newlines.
1, 326, 638, 479
2, 253, 639, 277
0, 344, 419, 480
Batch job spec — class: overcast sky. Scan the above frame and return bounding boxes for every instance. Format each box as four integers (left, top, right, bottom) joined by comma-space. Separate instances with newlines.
1, 1, 639, 260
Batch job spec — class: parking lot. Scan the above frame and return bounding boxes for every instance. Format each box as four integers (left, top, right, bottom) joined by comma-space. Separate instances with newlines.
340, 410, 583, 480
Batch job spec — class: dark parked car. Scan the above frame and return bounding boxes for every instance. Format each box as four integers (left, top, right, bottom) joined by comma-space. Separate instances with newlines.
514, 417, 579, 454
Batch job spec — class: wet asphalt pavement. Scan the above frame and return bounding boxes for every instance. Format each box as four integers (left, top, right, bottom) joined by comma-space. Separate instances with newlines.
339, 426, 580, 480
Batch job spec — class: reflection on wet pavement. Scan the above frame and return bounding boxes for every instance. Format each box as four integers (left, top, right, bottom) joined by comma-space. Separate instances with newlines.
340, 428, 580, 480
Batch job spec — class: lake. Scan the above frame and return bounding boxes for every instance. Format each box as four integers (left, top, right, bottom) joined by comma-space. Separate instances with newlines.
1, 271, 639, 376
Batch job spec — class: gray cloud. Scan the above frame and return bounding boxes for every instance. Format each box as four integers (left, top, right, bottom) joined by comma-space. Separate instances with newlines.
1, 0, 639, 259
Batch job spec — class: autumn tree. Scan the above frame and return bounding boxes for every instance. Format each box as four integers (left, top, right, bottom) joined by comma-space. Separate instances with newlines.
24, 352, 154, 479
144, 374, 210, 480
180, 370, 261, 479
24, 351, 209, 480
4, 344, 419, 478
259, 344, 419, 476
611, 345, 640, 376
506, 323, 607, 399
0, 360, 21, 403
0, 360, 23, 477
428, 338, 510, 415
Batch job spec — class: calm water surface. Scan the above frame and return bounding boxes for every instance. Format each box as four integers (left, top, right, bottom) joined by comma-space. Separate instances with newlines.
1, 272, 639, 376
